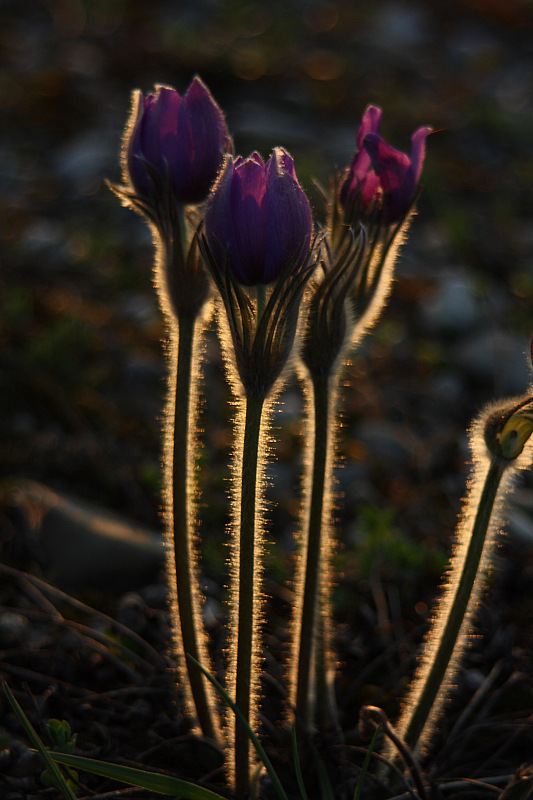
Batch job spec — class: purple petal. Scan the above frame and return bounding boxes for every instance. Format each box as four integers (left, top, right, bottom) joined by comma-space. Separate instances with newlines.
364, 128, 430, 221
174, 77, 230, 203
269, 147, 297, 182
340, 150, 380, 208
264, 148, 311, 284
407, 126, 432, 189
340, 106, 382, 210
357, 105, 382, 149
230, 155, 268, 284
248, 152, 265, 168
205, 156, 240, 268
169, 93, 194, 197
363, 132, 413, 220
141, 86, 182, 173
363, 134, 411, 193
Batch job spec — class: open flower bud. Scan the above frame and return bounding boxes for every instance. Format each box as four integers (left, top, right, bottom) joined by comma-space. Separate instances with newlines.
363, 126, 431, 222
124, 77, 231, 204
205, 149, 312, 286
340, 106, 431, 224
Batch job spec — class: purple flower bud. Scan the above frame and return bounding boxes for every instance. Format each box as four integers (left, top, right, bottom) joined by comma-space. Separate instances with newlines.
340, 106, 431, 223
205, 148, 312, 286
124, 77, 231, 204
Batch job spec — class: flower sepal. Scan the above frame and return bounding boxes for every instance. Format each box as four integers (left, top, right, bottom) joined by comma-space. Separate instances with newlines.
110, 165, 210, 318
200, 234, 316, 398
301, 228, 366, 380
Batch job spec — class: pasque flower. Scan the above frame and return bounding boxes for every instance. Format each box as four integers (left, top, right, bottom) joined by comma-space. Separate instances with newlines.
112, 76, 232, 746
205, 149, 312, 286
203, 146, 314, 796
340, 106, 431, 223
124, 77, 231, 204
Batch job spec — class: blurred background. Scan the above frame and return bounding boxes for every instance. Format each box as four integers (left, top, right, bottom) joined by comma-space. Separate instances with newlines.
2, 0, 533, 603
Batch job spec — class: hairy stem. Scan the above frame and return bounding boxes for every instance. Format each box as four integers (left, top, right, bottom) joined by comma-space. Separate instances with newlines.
233, 394, 265, 796
292, 376, 335, 727
397, 458, 506, 755
165, 313, 221, 743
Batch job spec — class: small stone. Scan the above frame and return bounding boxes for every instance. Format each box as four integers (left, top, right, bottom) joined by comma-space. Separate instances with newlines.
420, 272, 479, 335
0, 612, 28, 645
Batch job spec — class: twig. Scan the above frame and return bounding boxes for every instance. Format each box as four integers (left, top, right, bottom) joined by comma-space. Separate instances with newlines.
338, 745, 420, 800
361, 706, 428, 800
436, 660, 505, 766
0, 605, 154, 677
0, 661, 90, 695
77, 789, 148, 799
471, 711, 533, 779
437, 777, 506, 793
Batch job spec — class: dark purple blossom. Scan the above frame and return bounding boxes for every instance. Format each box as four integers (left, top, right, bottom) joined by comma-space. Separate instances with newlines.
340, 106, 431, 223
205, 148, 312, 286
124, 77, 231, 204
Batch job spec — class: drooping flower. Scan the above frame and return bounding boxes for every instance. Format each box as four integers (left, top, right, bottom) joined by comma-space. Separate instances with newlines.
124, 77, 231, 204
204, 148, 312, 286
339, 106, 431, 223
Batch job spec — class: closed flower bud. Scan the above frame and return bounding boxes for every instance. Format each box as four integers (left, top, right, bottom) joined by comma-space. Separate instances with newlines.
124, 77, 231, 205
484, 395, 533, 462
205, 149, 312, 286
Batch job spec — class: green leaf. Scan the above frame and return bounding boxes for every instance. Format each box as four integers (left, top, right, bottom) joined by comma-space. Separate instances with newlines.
2, 681, 77, 800
48, 752, 227, 800
315, 751, 334, 800
47, 718, 77, 751
291, 727, 309, 800
353, 724, 381, 800
250, 762, 265, 800
186, 654, 289, 800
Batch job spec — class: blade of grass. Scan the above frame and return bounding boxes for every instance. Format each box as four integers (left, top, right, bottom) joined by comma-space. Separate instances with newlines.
186, 654, 289, 800
314, 751, 334, 800
353, 724, 381, 800
291, 727, 309, 800
2, 681, 77, 800
250, 762, 265, 800
46, 752, 226, 800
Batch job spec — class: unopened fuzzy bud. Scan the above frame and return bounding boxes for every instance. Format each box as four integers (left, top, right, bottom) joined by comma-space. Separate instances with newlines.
124, 78, 231, 205
483, 396, 533, 462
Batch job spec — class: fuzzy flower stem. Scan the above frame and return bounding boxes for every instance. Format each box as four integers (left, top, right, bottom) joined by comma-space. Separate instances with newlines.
399, 457, 505, 754
166, 312, 220, 743
294, 375, 334, 726
234, 394, 265, 797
